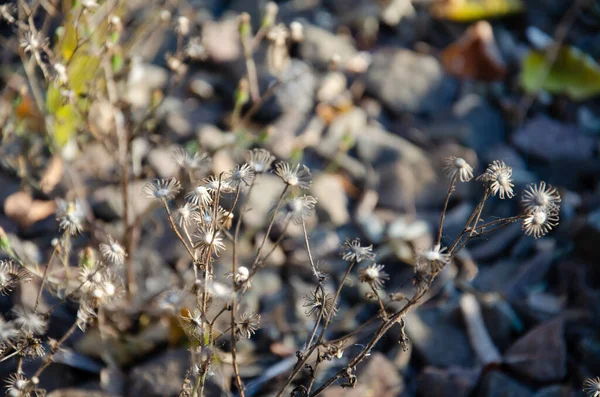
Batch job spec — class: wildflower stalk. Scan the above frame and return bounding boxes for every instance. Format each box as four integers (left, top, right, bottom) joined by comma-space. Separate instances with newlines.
162, 198, 198, 265
33, 320, 79, 378
435, 173, 458, 247
251, 185, 289, 271
34, 231, 66, 312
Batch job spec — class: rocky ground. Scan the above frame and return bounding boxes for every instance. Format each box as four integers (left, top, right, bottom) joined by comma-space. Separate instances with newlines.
1, 0, 600, 396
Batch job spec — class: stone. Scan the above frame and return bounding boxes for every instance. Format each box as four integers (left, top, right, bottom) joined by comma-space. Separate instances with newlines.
148, 148, 179, 178
312, 173, 350, 226
299, 25, 357, 70
91, 181, 155, 222
201, 18, 241, 63
417, 366, 480, 397
406, 307, 475, 367
512, 115, 595, 162
503, 318, 567, 383
365, 49, 457, 114
479, 371, 533, 397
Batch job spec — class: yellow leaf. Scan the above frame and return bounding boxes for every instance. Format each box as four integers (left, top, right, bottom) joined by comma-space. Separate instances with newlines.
67, 54, 100, 95
431, 0, 524, 21
46, 83, 61, 114
53, 104, 82, 148
520, 46, 600, 101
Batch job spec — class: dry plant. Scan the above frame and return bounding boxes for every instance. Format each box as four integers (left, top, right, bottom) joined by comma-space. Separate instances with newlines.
0, 1, 565, 397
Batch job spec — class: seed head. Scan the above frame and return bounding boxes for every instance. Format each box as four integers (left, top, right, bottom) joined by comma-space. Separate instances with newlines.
0, 261, 32, 295
341, 238, 375, 262
236, 312, 261, 339
5, 373, 32, 397
358, 263, 389, 290
521, 181, 561, 212
444, 156, 474, 182
173, 147, 210, 171
99, 235, 127, 265
522, 206, 559, 239
282, 195, 317, 224
175, 202, 198, 228
304, 289, 337, 318
478, 160, 515, 199
225, 164, 255, 189
20, 31, 47, 53
193, 226, 226, 257
417, 245, 451, 274
246, 148, 275, 173
274, 162, 312, 190
155, 289, 195, 314
12, 306, 47, 335
185, 185, 213, 208
584, 377, 600, 397
56, 199, 85, 235
227, 266, 250, 288
0, 315, 18, 343
142, 178, 182, 201
202, 175, 233, 195
181, 309, 203, 337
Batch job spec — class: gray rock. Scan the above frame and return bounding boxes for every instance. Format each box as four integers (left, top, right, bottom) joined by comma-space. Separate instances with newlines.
312, 173, 350, 226
504, 318, 567, 383
299, 25, 357, 70
512, 115, 595, 162
91, 181, 156, 222
202, 18, 242, 63
479, 371, 533, 397
320, 107, 367, 157
127, 60, 168, 109
417, 366, 480, 397
532, 385, 571, 397
365, 49, 457, 114
243, 174, 285, 229
148, 148, 179, 179
406, 307, 475, 367
273, 59, 317, 115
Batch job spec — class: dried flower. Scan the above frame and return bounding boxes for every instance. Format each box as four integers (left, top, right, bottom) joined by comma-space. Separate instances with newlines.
226, 266, 250, 288
341, 238, 375, 262
191, 206, 227, 228
12, 306, 47, 335
282, 195, 317, 224
444, 156, 474, 182
175, 202, 198, 228
193, 226, 226, 257
225, 164, 255, 189
156, 289, 195, 314
81, 0, 99, 9
321, 340, 345, 360
246, 149, 275, 174
203, 175, 233, 195
236, 312, 261, 339
584, 377, 600, 397
17, 335, 45, 358
522, 206, 559, 239
417, 245, 451, 273
358, 263, 389, 290
181, 309, 204, 337
478, 160, 514, 199
176, 16, 190, 36
0, 261, 32, 295
389, 292, 407, 302
53, 63, 68, 85
304, 289, 337, 318
5, 373, 33, 397
0, 315, 18, 343
99, 236, 127, 265
56, 199, 85, 235
173, 147, 210, 171
274, 162, 312, 190
521, 182, 561, 212
143, 178, 182, 201
19, 31, 47, 53
185, 185, 213, 208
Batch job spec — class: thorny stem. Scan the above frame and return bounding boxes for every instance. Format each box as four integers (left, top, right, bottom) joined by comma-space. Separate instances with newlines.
435, 174, 458, 247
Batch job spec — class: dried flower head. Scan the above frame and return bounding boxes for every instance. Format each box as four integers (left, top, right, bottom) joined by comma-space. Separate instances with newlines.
227, 266, 250, 288
274, 162, 312, 190
173, 147, 210, 171
321, 340, 346, 361
56, 199, 85, 235
203, 175, 233, 195
99, 236, 127, 265
521, 182, 561, 212
304, 289, 337, 318
5, 373, 34, 397
478, 160, 514, 199
20, 31, 47, 53
17, 335, 45, 358
417, 245, 451, 274
156, 289, 195, 314
12, 306, 47, 335
193, 226, 226, 257
53, 63, 68, 85
225, 164, 255, 189
246, 149, 275, 174
175, 202, 198, 228
282, 195, 317, 224
0, 315, 18, 343
143, 178, 182, 201
444, 156, 474, 182
176, 16, 190, 36
185, 185, 213, 208
191, 206, 228, 228
584, 377, 600, 397
522, 206, 559, 239
181, 309, 203, 337
358, 263, 389, 290
236, 312, 261, 339
341, 238, 376, 262
0, 261, 32, 295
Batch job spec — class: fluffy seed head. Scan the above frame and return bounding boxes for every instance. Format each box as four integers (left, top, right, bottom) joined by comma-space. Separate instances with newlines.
444, 156, 474, 182
282, 195, 317, 224
12, 306, 47, 335
246, 149, 275, 173
236, 312, 261, 339
225, 164, 255, 189
0, 261, 32, 295
56, 199, 85, 235
99, 236, 127, 265
341, 238, 375, 262
478, 160, 515, 199
358, 263, 390, 290
522, 206, 559, 239
142, 178, 182, 201
521, 182, 561, 212
274, 162, 312, 190
584, 377, 600, 397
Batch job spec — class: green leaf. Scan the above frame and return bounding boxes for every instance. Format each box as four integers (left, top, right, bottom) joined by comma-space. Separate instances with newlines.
53, 104, 82, 148
431, 0, 523, 21
46, 84, 61, 114
520, 46, 600, 101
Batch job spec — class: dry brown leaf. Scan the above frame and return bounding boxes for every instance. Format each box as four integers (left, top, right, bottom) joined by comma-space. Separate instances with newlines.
40, 154, 64, 193
441, 21, 506, 81
4, 191, 56, 228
